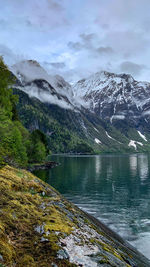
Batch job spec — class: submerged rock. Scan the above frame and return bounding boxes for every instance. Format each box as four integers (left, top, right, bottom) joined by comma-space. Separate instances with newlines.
0, 165, 149, 267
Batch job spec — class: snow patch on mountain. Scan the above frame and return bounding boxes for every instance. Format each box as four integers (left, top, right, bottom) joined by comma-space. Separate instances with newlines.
106, 131, 122, 144
95, 138, 101, 144
94, 127, 99, 133
137, 131, 147, 142
136, 141, 143, 146
128, 140, 143, 150
106, 131, 113, 139
111, 115, 125, 123
128, 140, 137, 150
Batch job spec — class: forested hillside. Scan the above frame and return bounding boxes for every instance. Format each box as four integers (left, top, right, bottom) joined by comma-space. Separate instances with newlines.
0, 58, 48, 167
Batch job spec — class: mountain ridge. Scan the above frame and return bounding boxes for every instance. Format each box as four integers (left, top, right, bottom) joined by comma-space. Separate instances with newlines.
73, 70, 150, 132
8, 60, 150, 153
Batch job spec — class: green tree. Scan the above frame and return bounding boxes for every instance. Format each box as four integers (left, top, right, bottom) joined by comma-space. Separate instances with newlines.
28, 130, 48, 163
73, 142, 94, 154
0, 57, 17, 118
0, 58, 28, 166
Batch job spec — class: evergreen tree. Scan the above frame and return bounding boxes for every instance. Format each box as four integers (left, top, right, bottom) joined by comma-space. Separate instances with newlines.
28, 130, 48, 163
0, 57, 17, 118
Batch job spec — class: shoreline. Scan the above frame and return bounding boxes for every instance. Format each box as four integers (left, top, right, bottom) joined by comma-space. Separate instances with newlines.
79, 208, 150, 266
27, 161, 59, 171
0, 165, 150, 266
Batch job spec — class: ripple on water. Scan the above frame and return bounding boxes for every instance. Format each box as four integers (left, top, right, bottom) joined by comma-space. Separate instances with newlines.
131, 232, 150, 260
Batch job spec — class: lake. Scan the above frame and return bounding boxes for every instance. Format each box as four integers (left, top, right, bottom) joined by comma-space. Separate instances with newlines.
33, 153, 150, 260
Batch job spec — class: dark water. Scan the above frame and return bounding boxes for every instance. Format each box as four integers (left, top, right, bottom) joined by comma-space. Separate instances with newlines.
33, 154, 150, 259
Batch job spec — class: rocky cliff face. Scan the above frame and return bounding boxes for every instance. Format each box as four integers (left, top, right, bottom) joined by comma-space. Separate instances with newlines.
0, 165, 149, 267
73, 71, 150, 132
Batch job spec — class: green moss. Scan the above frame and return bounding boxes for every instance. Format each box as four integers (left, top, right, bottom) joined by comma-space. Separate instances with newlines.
18, 255, 36, 267
0, 165, 148, 267
44, 206, 74, 234
0, 166, 76, 266
0, 239, 15, 264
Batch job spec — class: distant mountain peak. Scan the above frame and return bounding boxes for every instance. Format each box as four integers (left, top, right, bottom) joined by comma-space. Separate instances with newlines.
25, 59, 41, 67
10, 59, 77, 110
73, 69, 150, 130
73, 70, 137, 98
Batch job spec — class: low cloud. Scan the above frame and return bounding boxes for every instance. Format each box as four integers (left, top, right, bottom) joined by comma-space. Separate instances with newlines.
120, 61, 146, 76
50, 62, 66, 69
0, 44, 23, 65
22, 85, 73, 110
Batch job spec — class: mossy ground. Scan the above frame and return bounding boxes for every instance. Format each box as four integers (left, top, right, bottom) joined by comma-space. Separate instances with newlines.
0, 166, 75, 267
0, 165, 149, 267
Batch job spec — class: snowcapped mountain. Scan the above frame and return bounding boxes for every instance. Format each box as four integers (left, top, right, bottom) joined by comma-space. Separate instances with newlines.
9, 60, 150, 152
11, 60, 76, 110
73, 71, 150, 131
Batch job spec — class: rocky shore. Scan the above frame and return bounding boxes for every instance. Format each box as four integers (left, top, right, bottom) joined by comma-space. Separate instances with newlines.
27, 161, 59, 172
0, 165, 150, 267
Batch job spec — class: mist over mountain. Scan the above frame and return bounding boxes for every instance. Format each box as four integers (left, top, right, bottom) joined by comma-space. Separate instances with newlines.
8, 59, 150, 153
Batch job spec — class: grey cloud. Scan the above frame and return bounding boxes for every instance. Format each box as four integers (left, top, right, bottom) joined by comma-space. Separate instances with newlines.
80, 33, 97, 50
47, 0, 64, 11
104, 31, 149, 57
2, 0, 150, 82
3, 0, 67, 30
120, 61, 146, 76
68, 42, 83, 51
97, 47, 114, 54
68, 37, 114, 61
50, 62, 66, 69
80, 33, 96, 42
68, 33, 97, 51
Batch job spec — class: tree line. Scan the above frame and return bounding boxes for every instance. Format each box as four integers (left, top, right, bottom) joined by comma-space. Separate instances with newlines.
0, 57, 48, 167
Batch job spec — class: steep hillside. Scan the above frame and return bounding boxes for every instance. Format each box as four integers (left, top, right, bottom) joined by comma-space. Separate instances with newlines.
10, 61, 150, 153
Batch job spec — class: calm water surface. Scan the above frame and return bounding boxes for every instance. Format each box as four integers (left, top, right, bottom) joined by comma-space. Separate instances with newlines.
33, 153, 150, 259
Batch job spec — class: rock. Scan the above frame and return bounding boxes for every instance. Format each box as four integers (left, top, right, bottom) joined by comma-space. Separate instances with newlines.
57, 249, 69, 260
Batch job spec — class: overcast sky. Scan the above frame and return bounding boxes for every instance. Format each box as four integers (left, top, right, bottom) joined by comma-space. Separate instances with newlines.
1, 0, 150, 82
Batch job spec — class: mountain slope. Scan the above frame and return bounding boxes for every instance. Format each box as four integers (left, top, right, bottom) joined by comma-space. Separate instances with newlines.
10, 61, 150, 153
73, 71, 150, 132
11, 60, 77, 110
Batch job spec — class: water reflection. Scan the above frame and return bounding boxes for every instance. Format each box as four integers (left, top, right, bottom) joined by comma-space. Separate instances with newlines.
106, 164, 112, 180
138, 154, 149, 182
33, 153, 150, 260
129, 154, 137, 177
95, 155, 101, 175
